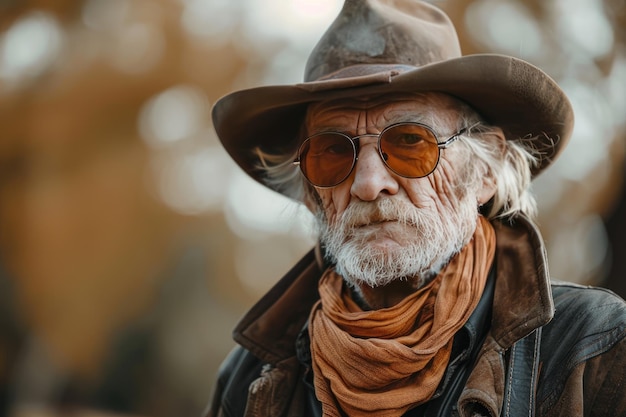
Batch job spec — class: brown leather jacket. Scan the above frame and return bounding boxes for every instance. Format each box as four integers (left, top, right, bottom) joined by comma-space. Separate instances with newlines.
206, 217, 626, 417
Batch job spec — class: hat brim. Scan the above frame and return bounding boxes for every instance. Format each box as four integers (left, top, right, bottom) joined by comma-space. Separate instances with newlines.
212, 54, 574, 194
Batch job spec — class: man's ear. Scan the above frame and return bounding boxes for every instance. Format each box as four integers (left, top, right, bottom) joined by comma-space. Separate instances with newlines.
476, 126, 505, 206
477, 174, 497, 206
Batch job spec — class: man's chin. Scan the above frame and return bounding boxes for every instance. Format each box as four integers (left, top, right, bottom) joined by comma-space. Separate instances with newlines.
333, 238, 447, 285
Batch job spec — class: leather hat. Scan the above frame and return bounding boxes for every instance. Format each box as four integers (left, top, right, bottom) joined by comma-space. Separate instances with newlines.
212, 0, 574, 194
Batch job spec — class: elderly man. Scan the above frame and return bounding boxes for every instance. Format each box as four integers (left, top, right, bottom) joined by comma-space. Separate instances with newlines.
207, 1, 626, 416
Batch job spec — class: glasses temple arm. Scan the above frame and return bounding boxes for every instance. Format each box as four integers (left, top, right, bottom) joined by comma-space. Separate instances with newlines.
438, 127, 467, 149
438, 121, 482, 148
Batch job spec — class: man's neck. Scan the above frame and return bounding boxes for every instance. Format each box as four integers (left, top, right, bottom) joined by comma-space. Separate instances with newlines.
350, 275, 433, 310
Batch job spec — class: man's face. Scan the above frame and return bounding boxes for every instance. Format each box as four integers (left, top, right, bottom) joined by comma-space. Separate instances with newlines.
305, 93, 495, 289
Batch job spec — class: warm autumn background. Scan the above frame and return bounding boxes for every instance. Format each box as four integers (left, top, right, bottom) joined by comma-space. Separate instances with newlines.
0, 0, 623, 416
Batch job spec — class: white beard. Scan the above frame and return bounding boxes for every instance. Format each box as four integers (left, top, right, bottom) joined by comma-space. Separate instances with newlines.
316, 195, 479, 289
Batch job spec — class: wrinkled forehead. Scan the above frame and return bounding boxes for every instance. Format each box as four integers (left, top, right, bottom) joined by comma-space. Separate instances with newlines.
304, 92, 469, 131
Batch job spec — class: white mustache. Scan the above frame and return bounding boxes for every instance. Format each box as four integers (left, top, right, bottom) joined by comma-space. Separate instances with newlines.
337, 199, 420, 229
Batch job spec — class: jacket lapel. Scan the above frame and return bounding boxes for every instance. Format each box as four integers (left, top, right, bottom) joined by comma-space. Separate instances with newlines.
233, 248, 324, 364
491, 216, 554, 349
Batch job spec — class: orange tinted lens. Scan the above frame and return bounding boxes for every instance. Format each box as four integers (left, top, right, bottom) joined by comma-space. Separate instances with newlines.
299, 133, 355, 186
379, 124, 439, 177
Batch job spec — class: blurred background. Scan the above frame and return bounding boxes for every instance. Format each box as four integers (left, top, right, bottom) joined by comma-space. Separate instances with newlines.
0, 0, 623, 416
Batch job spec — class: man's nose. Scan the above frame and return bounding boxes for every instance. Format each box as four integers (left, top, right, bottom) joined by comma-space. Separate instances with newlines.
350, 144, 399, 201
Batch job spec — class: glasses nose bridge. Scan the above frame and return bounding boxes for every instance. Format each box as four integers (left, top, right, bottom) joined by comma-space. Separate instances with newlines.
351, 132, 382, 157
350, 132, 391, 178
352, 132, 381, 143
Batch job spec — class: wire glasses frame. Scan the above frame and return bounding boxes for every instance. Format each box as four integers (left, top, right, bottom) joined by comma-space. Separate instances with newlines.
293, 122, 471, 188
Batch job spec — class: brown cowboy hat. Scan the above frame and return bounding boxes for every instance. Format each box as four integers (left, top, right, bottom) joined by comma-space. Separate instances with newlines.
212, 0, 574, 195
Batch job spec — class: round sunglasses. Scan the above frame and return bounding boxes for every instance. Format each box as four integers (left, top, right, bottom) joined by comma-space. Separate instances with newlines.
293, 122, 469, 187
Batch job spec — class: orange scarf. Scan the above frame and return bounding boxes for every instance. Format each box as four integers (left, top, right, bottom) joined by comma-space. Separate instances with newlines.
308, 216, 496, 417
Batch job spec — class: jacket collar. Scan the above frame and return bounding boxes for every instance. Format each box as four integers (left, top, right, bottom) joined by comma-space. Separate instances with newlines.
233, 215, 555, 363
490, 216, 554, 348
232, 245, 324, 364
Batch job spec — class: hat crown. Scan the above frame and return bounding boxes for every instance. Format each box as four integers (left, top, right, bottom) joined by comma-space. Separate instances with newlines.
304, 0, 462, 82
